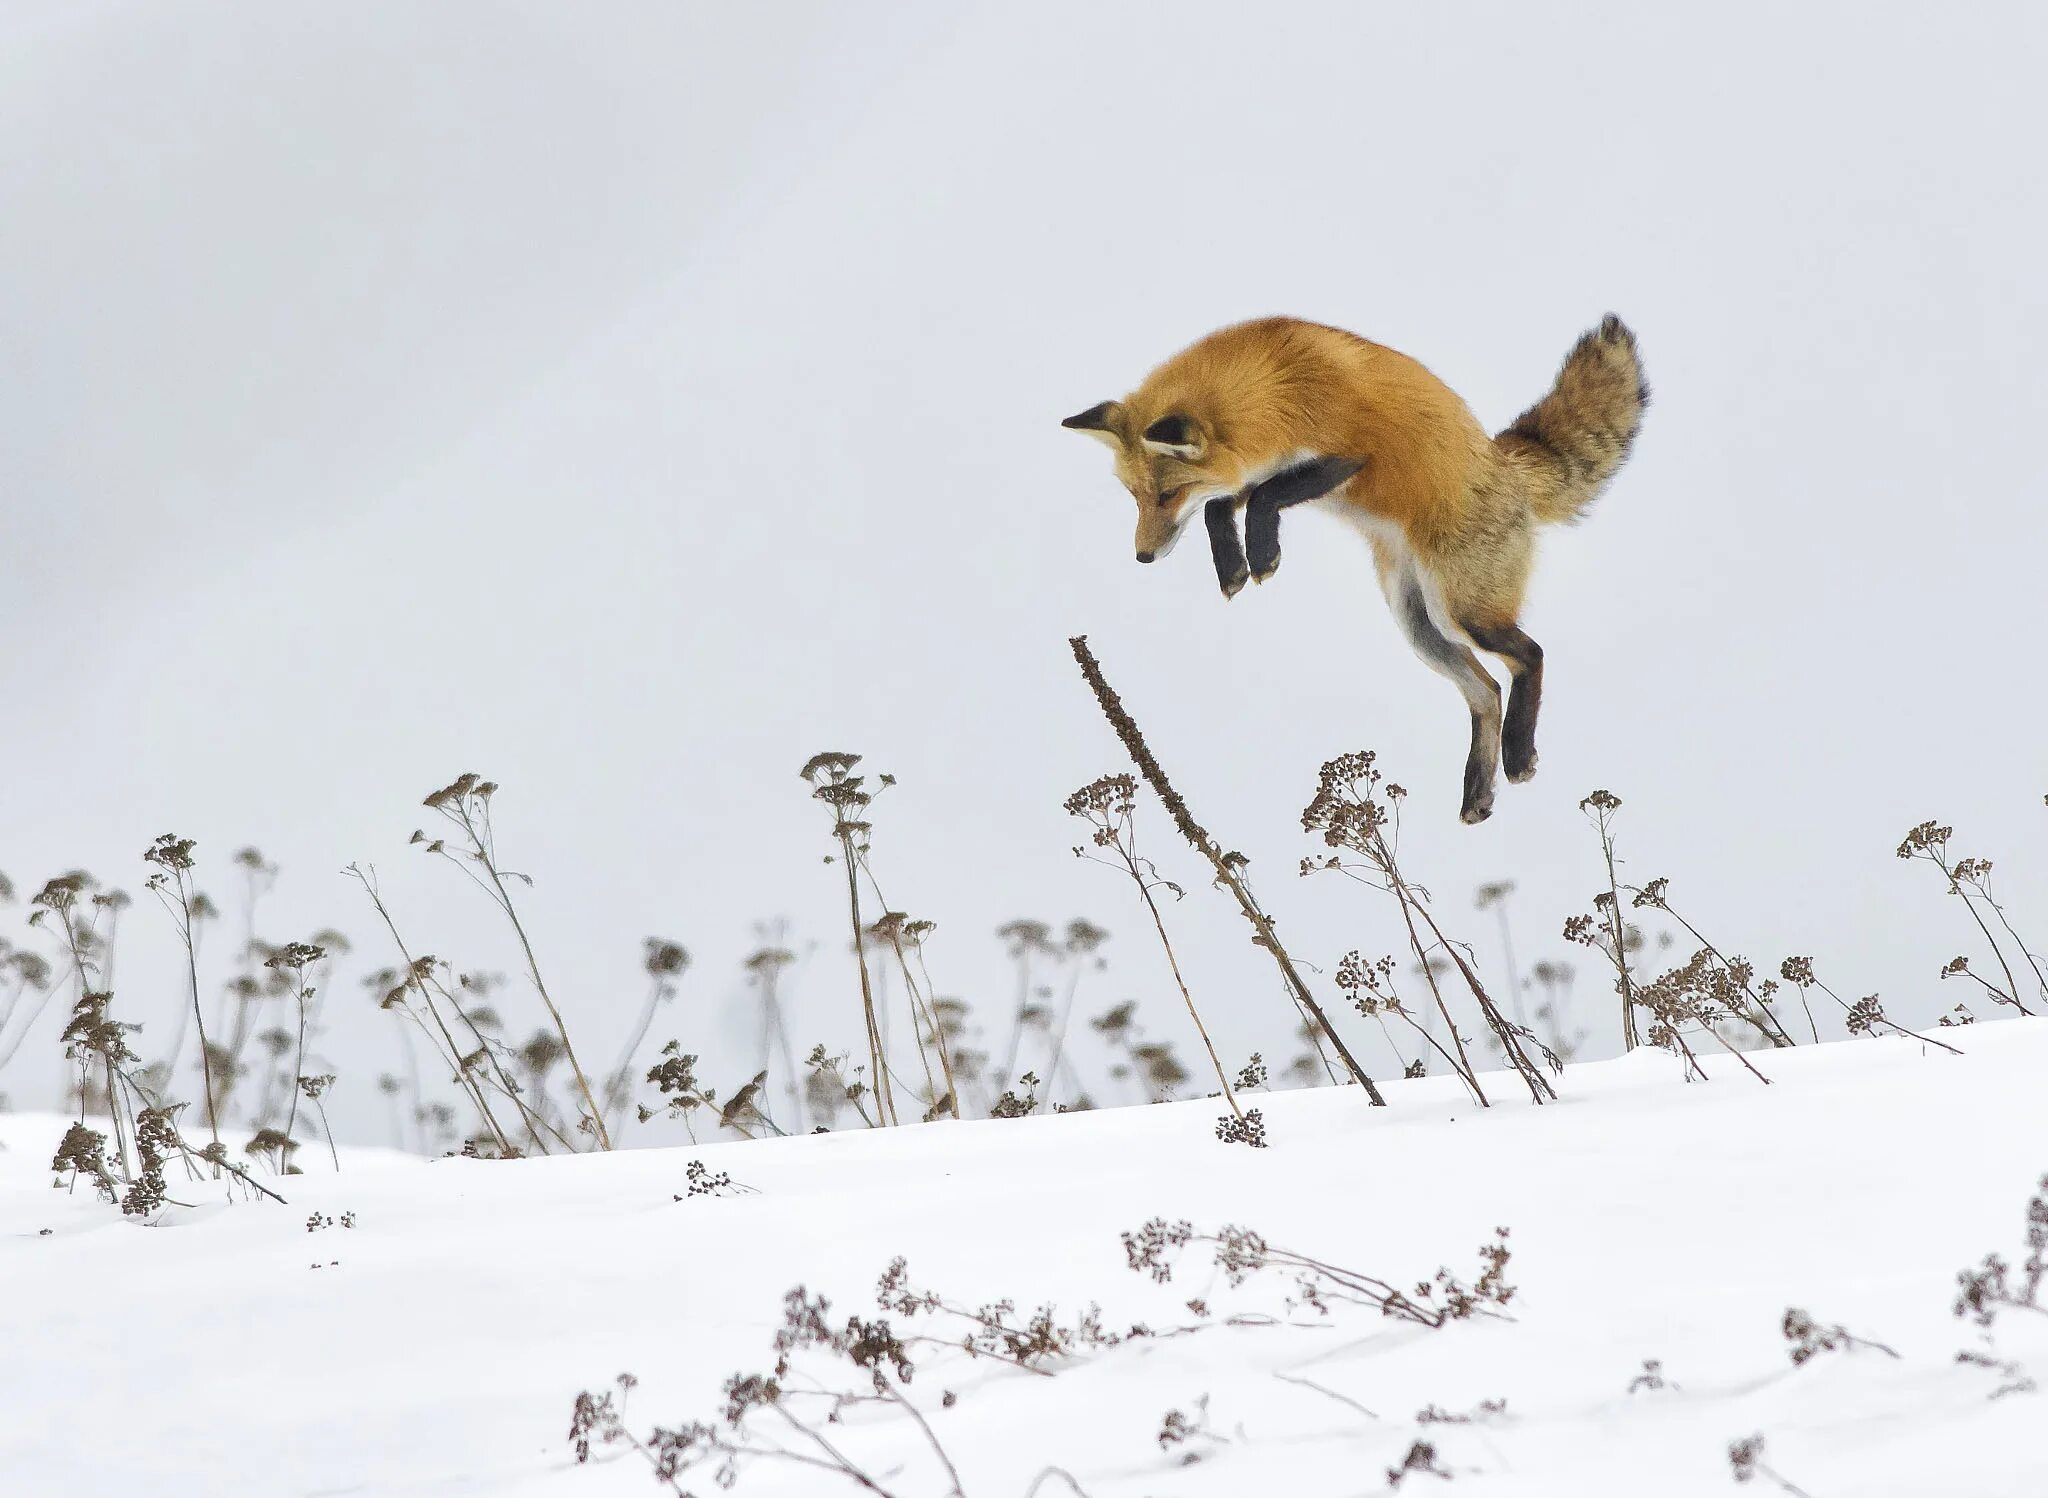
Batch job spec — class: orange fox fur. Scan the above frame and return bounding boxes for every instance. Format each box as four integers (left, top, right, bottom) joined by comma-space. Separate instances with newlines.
1064, 315, 1648, 823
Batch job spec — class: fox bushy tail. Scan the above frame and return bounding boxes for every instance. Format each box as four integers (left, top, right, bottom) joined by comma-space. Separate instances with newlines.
1496, 314, 1649, 525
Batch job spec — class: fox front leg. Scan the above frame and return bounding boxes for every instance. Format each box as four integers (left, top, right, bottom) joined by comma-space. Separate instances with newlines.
1243, 456, 1368, 583
1205, 497, 1250, 599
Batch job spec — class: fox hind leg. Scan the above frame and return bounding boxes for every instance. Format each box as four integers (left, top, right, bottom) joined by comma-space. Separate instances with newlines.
1392, 572, 1503, 823
1462, 620, 1544, 783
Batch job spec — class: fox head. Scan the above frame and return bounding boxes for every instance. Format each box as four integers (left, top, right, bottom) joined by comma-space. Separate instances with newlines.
1061, 401, 1241, 564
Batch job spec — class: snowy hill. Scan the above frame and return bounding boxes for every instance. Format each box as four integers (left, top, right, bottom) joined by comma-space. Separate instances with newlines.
5, 1022, 2044, 1497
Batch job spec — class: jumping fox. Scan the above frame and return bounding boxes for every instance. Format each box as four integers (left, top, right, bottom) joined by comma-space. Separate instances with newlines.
1064, 315, 1648, 824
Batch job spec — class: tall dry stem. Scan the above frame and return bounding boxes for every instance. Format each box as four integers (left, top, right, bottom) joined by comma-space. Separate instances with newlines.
1068, 636, 1384, 1105
416, 775, 612, 1147
1065, 774, 1247, 1125
801, 753, 898, 1126
141, 838, 222, 1158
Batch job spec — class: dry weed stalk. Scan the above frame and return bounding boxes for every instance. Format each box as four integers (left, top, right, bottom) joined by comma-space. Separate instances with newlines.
50, 966, 288, 1213
415, 773, 612, 1147
1953, 1173, 2047, 1328
141, 838, 223, 1155
1728, 1434, 1813, 1496
1776, 956, 1960, 1054
1123, 1218, 1516, 1327
262, 940, 328, 1168
745, 938, 806, 1129
1043, 920, 1108, 1108
801, 753, 899, 1126
605, 938, 690, 1136
1898, 820, 2042, 1015
1068, 636, 1384, 1104
865, 912, 959, 1122
1626, 878, 1796, 1048
1473, 880, 1528, 1028
1302, 752, 1555, 1106
1575, 792, 1641, 1048
348, 864, 535, 1156
1065, 774, 1254, 1139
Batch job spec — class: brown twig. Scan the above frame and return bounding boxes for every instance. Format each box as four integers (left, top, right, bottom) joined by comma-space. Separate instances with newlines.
1068, 637, 1384, 1104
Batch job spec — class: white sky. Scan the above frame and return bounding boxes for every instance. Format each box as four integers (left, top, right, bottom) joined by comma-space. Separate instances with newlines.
4, 3, 2045, 1142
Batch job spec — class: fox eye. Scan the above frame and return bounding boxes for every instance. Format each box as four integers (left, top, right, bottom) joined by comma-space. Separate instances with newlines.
1156, 483, 1189, 508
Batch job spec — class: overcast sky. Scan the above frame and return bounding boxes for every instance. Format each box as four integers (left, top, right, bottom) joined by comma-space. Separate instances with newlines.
4, 3, 2044, 1144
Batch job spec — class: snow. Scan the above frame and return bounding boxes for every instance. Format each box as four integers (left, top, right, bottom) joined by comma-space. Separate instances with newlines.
5, 1021, 2044, 1496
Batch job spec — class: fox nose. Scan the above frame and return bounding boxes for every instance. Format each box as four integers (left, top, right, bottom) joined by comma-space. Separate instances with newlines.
1135, 550, 1156, 564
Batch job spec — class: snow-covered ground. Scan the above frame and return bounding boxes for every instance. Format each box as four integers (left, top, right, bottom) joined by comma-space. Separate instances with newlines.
5, 1021, 2044, 1497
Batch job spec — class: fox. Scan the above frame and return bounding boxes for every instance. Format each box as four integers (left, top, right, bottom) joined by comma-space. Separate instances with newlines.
1064, 314, 1648, 824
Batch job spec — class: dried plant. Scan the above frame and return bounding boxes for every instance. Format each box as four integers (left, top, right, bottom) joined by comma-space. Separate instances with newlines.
1385, 1440, 1452, 1488
571, 1276, 971, 1498
141, 839, 222, 1156
1526, 962, 1587, 1063
1069, 636, 1383, 1103
1574, 790, 1642, 1048
1155, 1394, 1227, 1463
1557, 820, 1792, 1084
1065, 773, 1252, 1138
47, 973, 286, 1213
1627, 1358, 1673, 1394
867, 912, 958, 1122
995, 919, 1058, 1096
0, 935, 55, 1072
1898, 820, 2041, 1014
1953, 1173, 2047, 1328
1627, 878, 1796, 1049
803, 1043, 878, 1130
1629, 950, 1774, 1085
299, 1073, 340, 1170
349, 864, 552, 1156
746, 936, 806, 1129
415, 773, 612, 1146
801, 752, 899, 1126
1473, 880, 1528, 1029
678, 1159, 756, 1198
1727, 1434, 1812, 1495
1338, 951, 1471, 1084
605, 938, 689, 1136
1777, 956, 1960, 1054
262, 940, 327, 1171
1780, 1307, 1899, 1365
1123, 1218, 1515, 1328
719, 1069, 785, 1139
642, 1040, 715, 1141
1042, 920, 1109, 1108
1303, 752, 1555, 1106
991, 1069, 1042, 1119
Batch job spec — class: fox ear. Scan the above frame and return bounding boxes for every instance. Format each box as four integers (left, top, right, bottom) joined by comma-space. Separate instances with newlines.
1141, 412, 1205, 461
1062, 400, 1124, 448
